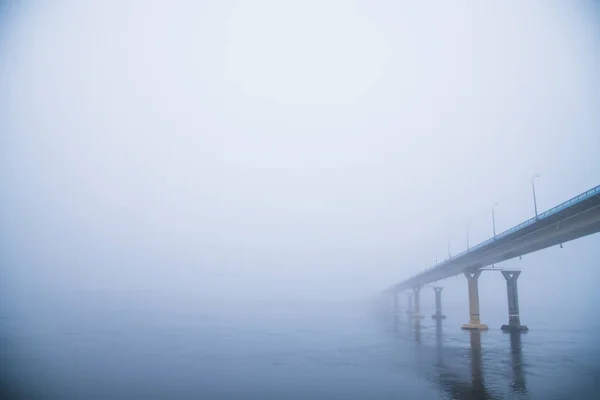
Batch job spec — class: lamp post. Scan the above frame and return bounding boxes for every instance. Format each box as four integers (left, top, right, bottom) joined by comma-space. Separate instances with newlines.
466, 224, 470, 250
532, 173, 540, 219
492, 202, 499, 238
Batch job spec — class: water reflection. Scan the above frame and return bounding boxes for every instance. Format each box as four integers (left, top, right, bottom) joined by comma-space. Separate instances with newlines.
468, 330, 486, 398
435, 319, 443, 366
431, 321, 494, 399
394, 317, 528, 399
508, 331, 527, 395
414, 318, 421, 343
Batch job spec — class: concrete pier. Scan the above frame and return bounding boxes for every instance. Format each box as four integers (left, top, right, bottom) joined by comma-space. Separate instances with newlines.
406, 292, 413, 316
431, 286, 446, 319
500, 271, 529, 332
413, 286, 425, 318
461, 270, 488, 330
393, 291, 399, 317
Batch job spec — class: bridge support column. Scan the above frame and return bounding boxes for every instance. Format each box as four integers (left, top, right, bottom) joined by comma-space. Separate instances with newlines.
431, 287, 446, 319
406, 292, 413, 316
393, 291, 399, 316
413, 286, 424, 318
500, 271, 529, 332
461, 271, 488, 330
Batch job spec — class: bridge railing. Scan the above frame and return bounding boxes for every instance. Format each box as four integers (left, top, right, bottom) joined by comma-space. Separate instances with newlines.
407, 185, 600, 282
536, 185, 600, 221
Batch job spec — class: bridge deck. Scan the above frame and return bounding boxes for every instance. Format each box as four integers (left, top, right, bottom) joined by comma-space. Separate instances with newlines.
391, 185, 600, 292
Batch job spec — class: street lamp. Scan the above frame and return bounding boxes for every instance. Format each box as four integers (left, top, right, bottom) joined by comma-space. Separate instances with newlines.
532, 173, 540, 218
492, 202, 499, 238
466, 224, 470, 250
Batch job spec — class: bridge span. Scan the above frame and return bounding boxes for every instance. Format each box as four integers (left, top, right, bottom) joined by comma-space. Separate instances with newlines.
389, 184, 600, 332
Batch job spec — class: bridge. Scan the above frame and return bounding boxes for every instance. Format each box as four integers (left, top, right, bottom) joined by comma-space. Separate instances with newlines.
388, 184, 600, 331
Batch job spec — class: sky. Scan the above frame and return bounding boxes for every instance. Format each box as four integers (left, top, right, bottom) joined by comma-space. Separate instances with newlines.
1, 0, 600, 317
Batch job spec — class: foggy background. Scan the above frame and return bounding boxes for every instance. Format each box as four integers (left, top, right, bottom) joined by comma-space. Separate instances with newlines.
1, 0, 600, 325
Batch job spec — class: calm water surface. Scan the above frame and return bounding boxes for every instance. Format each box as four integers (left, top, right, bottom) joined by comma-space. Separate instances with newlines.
2, 302, 599, 399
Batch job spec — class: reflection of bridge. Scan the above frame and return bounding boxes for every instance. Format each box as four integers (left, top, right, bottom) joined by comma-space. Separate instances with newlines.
389, 185, 600, 331
394, 316, 527, 400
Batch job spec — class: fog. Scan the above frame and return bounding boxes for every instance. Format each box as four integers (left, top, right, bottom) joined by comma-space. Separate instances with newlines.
1, 0, 600, 319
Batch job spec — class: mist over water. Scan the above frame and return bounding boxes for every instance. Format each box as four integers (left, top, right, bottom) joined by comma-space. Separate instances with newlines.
1, 0, 600, 399
3, 299, 600, 399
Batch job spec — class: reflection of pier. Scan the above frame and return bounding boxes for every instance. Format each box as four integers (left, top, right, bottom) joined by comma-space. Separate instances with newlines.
508, 331, 527, 395
393, 315, 527, 399
468, 330, 486, 398
433, 321, 495, 400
